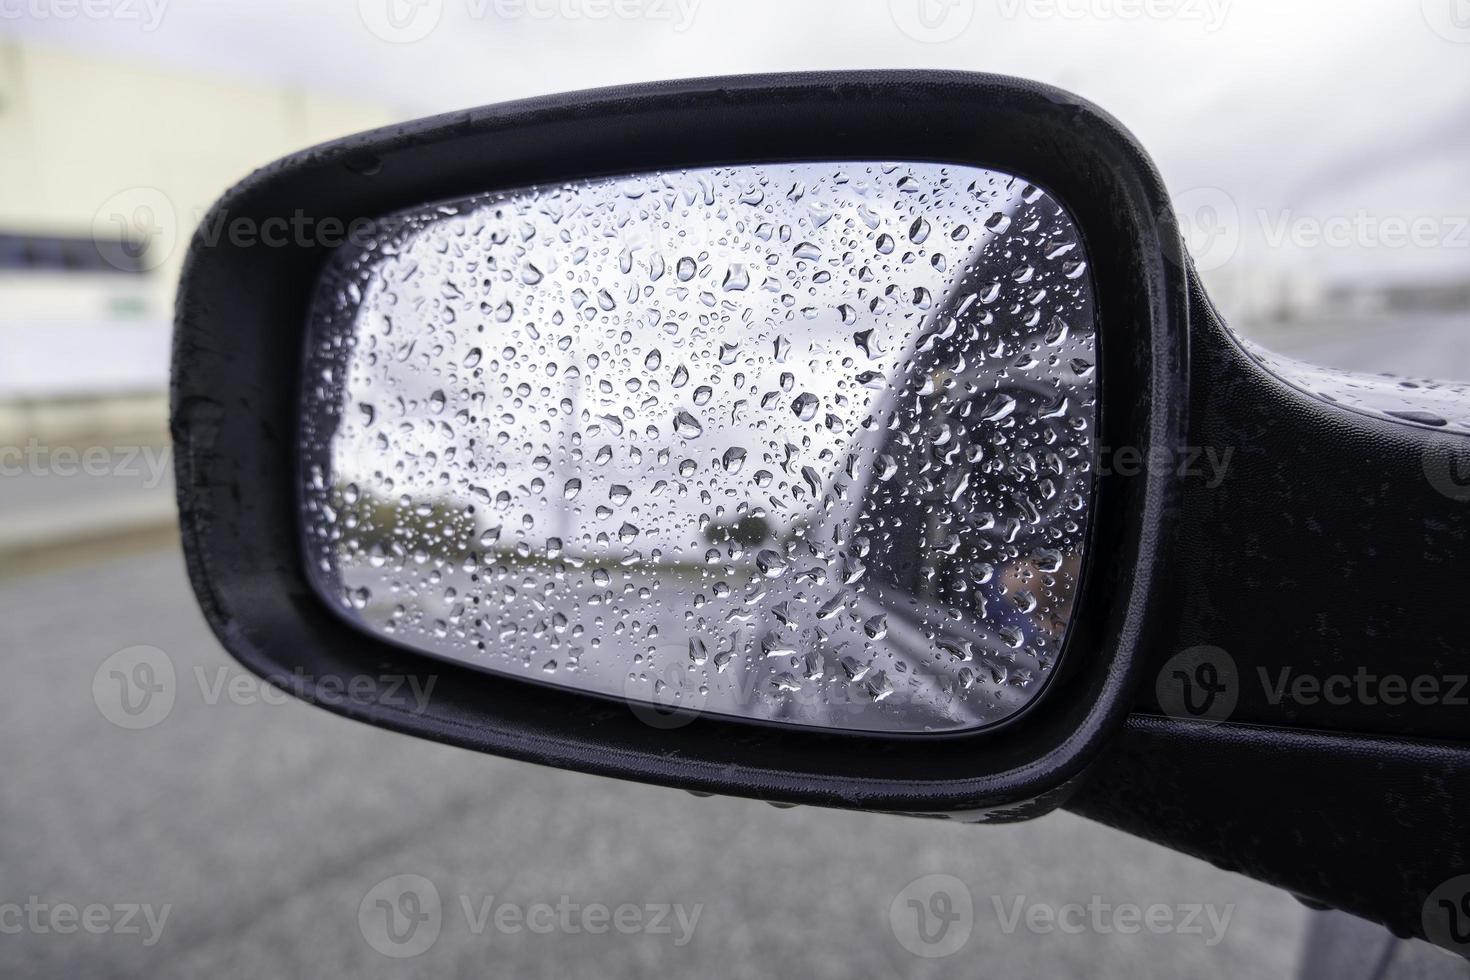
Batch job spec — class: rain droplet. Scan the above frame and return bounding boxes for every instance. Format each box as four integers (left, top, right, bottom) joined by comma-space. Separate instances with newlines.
755, 550, 788, 578
981, 394, 1018, 422
674, 411, 703, 438
791, 393, 819, 422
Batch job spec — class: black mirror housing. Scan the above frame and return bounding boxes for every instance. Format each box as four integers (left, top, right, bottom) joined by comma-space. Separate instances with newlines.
171, 70, 1188, 817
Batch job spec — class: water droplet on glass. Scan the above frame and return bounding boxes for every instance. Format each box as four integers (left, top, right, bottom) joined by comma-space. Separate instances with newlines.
674, 411, 703, 438
755, 550, 788, 578
791, 393, 819, 422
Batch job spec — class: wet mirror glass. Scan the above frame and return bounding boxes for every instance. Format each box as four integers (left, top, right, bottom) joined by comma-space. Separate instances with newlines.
299, 161, 1098, 734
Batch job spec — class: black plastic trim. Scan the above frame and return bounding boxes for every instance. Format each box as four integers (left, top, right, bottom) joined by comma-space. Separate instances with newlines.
1070, 714, 1470, 945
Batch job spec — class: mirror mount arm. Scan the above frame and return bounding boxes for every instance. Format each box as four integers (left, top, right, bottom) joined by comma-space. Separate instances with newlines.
1153, 270, 1470, 740
1069, 714, 1470, 943
1068, 270, 1470, 945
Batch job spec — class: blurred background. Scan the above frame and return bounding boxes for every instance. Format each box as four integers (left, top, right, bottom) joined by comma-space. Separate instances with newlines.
1, 1, 1466, 976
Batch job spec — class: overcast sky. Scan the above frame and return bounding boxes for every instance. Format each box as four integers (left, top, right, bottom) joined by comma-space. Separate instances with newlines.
8, 0, 1470, 287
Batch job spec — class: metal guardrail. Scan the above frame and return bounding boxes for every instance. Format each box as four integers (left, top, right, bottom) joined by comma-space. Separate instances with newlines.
0, 391, 177, 575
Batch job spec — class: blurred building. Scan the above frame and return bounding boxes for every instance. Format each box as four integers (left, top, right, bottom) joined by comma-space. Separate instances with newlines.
1204, 263, 1470, 330
0, 38, 394, 429
1321, 271, 1470, 318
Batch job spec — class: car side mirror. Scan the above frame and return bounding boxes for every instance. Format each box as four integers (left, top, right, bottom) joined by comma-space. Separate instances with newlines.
171, 71, 1470, 951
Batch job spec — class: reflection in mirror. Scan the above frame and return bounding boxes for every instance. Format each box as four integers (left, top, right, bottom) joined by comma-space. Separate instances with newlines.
300, 162, 1098, 734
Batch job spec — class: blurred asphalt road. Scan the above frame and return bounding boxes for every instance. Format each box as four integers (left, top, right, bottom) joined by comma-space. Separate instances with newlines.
0, 551, 1307, 978
2, 312, 1467, 978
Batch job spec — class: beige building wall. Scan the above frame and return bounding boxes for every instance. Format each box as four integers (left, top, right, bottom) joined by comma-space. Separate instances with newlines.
0, 38, 398, 327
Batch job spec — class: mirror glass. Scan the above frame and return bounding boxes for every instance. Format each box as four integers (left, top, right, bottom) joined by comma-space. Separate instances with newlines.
299, 161, 1098, 734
